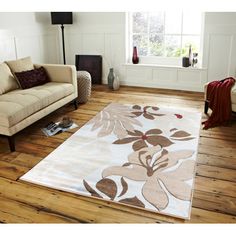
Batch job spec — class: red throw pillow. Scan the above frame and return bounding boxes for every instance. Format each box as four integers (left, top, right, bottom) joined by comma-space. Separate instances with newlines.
15, 67, 50, 89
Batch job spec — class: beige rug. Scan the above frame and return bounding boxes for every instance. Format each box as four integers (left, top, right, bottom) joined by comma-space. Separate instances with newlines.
21, 103, 201, 219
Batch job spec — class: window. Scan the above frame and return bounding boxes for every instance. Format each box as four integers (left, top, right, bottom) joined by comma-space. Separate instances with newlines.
130, 11, 202, 64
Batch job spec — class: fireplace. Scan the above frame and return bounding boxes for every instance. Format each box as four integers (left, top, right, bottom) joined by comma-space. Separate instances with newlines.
75, 55, 102, 84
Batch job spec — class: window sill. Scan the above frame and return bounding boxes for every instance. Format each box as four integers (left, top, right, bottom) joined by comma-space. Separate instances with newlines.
123, 63, 207, 71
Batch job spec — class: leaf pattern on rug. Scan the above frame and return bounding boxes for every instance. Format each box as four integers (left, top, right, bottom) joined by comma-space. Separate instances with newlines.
174, 114, 183, 119
113, 129, 173, 151
119, 196, 145, 208
132, 105, 165, 120
96, 178, 118, 200
171, 131, 191, 138
118, 177, 128, 197
87, 103, 142, 139
102, 146, 195, 211
170, 129, 195, 141
84, 177, 128, 200
83, 180, 102, 198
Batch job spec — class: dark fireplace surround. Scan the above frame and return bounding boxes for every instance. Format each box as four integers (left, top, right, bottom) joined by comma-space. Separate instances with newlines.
75, 55, 102, 84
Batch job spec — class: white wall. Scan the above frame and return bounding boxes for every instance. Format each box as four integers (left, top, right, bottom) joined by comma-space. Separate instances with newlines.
57, 12, 208, 91
61, 12, 126, 84
1, 12, 236, 92
202, 12, 236, 82
0, 12, 59, 64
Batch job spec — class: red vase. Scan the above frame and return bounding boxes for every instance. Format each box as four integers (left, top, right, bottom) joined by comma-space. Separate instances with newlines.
132, 46, 139, 64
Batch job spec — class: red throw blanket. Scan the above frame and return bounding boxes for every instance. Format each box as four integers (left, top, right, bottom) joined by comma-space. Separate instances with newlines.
203, 77, 235, 129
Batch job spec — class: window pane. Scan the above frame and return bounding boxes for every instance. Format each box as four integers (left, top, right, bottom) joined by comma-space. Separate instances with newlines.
165, 11, 182, 34
183, 12, 202, 34
165, 36, 181, 57
182, 36, 200, 56
132, 12, 148, 33
149, 34, 164, 56
133, 34, 148, 56
149, 12, 164, 33
131, 11, 202, 60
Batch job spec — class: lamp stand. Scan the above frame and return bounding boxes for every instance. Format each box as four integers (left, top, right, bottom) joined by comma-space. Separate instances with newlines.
61, 24, 66, 65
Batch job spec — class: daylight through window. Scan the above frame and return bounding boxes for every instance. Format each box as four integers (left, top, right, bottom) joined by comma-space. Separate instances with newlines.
131, 12, 202, 59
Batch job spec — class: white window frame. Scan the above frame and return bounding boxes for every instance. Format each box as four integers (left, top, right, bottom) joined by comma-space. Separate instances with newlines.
127, 12, 204, 67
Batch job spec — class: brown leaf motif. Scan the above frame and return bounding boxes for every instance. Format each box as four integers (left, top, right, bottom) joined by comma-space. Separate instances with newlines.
118, 177, 128, 197
170, 129, 195, 141
119, 196, 145, 208
171, 131, 191, 138
170, 128, 178, 132
132, 105, 165, 120
84, 177, 128, 201
113, 129, 173, 151
102, 146, 195, 211
83, 180, 102, 198
96, 178, 117, 200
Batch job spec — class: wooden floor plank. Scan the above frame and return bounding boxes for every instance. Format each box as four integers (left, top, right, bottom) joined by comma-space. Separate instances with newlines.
194, 176, 236, 198
15, 141, 54, 157
0, 161, 29, 181
0, 177, 181, 223
0, 196, 79, 223
192, 190, 236, 216
198, 144, 236, 158
189, 208, 236, 223
196, 164, 236, 182
0, 152, 21, 163
10, 153, 43, 169
197, 153, 236, 170
199, 136, 236, 148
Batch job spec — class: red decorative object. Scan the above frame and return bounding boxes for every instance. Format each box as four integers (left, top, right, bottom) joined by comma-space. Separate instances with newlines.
175, 114, 183, 119
132, 46, 139, 64
202, 77, 235, 129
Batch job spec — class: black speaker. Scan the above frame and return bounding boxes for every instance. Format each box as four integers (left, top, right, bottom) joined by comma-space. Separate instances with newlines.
51, 12, 73, 25
182, 57, 190, 67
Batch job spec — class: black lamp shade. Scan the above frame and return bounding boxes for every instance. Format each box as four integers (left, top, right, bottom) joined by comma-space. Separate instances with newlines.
51, 12, 73, 25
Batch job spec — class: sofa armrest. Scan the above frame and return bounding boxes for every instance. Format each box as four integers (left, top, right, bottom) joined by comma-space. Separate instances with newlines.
204, 82, 209, 101
34, 63, 77, 85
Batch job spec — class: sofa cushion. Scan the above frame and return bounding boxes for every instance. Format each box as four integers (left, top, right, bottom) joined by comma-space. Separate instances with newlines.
0, 82, 74, 127
15, 67, 50, 89
5, 56, 34, 73
231, 83, 236, 104
0, 63, 19, 94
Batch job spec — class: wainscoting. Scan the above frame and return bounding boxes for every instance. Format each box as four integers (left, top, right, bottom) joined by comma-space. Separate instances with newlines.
123, 64, 207, 92
0, 28, 59, 64
202, 14, 236, 82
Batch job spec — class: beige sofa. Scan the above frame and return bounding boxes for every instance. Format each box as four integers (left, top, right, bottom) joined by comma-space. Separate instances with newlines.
0, 61, 78, 152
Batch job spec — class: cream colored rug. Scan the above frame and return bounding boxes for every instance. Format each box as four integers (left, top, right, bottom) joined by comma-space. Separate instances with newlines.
21, 103, 201, 219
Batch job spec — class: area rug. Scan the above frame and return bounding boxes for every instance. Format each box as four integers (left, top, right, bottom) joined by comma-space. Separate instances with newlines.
20, 103, 201, 219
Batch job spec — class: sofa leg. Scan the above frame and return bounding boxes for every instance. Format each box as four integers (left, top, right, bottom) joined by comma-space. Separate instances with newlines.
73, 98, 78, 110
8, 136, 15, 152
204, 101, 209, 114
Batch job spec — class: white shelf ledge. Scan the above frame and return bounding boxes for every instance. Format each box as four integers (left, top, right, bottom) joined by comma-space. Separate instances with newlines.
123, 63, 207, 71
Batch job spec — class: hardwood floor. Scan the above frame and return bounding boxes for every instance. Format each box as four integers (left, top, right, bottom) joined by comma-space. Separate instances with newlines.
0, 85, 236, 223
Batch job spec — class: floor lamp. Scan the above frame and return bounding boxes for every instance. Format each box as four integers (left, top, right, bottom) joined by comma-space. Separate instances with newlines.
51, 12, 73, 65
